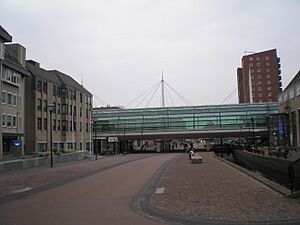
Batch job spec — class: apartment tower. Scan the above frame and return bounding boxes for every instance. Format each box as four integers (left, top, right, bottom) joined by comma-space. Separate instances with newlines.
237, 49, 282, 103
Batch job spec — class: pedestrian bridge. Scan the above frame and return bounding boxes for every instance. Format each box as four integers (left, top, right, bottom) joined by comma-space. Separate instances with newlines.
92, 103, 278, 140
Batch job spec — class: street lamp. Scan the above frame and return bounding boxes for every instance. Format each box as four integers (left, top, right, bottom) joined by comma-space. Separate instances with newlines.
48, 104, 55, 167
251, 117, 255, 150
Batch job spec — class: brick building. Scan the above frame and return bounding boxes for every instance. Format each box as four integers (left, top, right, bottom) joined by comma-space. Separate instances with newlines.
278, 70, 300, 148
25, 60, 93, 153
237, 49, 282, 103
0, 25, 30, 160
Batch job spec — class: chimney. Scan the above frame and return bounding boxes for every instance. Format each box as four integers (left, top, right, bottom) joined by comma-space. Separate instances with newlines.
26, 59, 40, 68
5, 43, 26, 67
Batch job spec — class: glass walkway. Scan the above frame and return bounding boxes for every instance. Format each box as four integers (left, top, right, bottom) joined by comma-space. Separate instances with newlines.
92, 103, 278, 140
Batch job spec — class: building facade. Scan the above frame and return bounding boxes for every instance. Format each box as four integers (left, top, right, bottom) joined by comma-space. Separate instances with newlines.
278, 70, 300, 149
25, 60, 93, 153
1, 42, 30, 159
237, 49, 282, 103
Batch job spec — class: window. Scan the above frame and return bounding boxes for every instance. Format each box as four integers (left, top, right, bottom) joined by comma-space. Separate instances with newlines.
80, 122, 82, 132
258, 81, 261, 85
289, 90, 295, 99
86, 108, 89, 118
53, 119, 56, 130
266, 68, 270, 73
44, 118, 47, 130
268, 93, 272, 97
266, 62, 270, 67
267, 80, 271, 85
73, 121, 76, 131
257, 68, 261, 73
7, 115, 12, 127
69, 89, 72, 99
249, 63, 253, 67
265, 56, 270, 60
73, 91, 76, 100
43, 82, 48, 93
37, 80, 42, 92
62, 88, 68, 98
37, 99, 42, 111
57, 87, 61, 97
258, 87, 262, 91
256, 56, 260, 61
80, 107, 82, 117
70, 120, 72, 131
86, 123, 89, 132
13, 95, 17, 106
12, 116, 16, 128
249, 57, 253, 61
1, 91, 6, 104
266, 74, 270, 79
268, 87, 272, 91
258, 93, 262, 97
7, 93, 12, 105
37, 118, 42, 130
62, 104, 68, 114
43, 100, 48, 112
52, 102, 56, 113
57, 103, 61, 114
296, 85, 300, 96
53, 85, 57, 96
73, 106, 76, 116
58, 120, 61, 131
62, 120, 68, 131
256, 63, 260, 67
2, 68, 20, 85
70, 105, 73, 115
80, 93, 83, 103
257, 74, 261, 79
2, 114, 6, 127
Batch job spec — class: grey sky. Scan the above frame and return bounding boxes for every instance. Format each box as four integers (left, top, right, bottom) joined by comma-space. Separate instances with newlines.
1, 0, 299, 108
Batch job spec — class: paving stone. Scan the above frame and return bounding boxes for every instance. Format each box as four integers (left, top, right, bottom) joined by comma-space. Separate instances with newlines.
150, 152, 300, 222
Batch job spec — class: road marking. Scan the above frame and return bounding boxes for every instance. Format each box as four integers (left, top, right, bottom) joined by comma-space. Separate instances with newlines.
12, 187, 33, 194
155, 187, 165, 194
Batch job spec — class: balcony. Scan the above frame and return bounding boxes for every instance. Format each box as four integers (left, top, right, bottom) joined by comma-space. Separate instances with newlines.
278, 69, 282, 75
278, 75, 282, 81
277, 57, 281, 63
279, 82, 282, 87
278, 63, 281, 69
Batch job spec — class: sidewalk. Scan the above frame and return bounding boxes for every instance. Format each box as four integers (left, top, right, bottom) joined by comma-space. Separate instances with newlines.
150, 152, 300, 222
0, 154, 154, 202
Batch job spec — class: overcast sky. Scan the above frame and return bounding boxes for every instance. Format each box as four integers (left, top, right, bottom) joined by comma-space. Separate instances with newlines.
1, 0, 299, 108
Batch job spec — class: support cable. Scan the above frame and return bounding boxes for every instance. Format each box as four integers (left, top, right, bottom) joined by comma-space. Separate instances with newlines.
136, 82, 161, 108
145, 82, 161, 108
165, 85, 175, 106
126, 81, 160, 107
165, 82, 193, 106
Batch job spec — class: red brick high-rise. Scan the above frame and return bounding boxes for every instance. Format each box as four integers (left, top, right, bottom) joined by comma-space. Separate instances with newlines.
237, 49, 282, 103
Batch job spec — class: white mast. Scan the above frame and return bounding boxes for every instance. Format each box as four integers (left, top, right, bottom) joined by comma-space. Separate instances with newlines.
248, 67, 253, 103
161, 69, 165, 107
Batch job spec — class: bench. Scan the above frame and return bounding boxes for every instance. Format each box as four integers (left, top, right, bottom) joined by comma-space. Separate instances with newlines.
191, 153, 202, 164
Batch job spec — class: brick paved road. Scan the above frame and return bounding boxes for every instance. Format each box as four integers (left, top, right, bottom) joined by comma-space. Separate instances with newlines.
0, 154, 177, 225
0, 154, 155, 200
151, 152, 300, 222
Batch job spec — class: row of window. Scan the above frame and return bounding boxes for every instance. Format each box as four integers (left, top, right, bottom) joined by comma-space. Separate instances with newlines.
36, 100, 91, 117
250, 68, 271, 74
249, 62, 271, 67
2, 114, 18, 128
249, 56, 270, 61
1, 91, 18, 106
36, 80, 92, 105
1, 67, 20, 85
279, 85, 300, 103
37, 117, 91, 132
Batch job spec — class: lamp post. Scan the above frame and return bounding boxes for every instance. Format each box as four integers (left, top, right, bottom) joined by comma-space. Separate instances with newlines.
48, 104, 55, 167
251, 117, 255, 150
